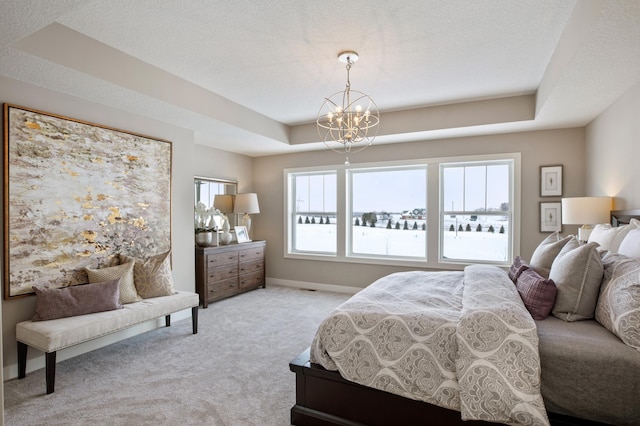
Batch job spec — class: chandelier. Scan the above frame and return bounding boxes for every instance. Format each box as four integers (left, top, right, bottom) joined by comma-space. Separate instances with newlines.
317, 51, 380, 165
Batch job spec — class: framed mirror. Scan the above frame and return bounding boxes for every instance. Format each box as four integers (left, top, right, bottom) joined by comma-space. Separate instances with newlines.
194, 176, 238, 229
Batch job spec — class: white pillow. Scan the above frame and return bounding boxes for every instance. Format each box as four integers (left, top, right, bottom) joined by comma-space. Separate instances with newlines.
588, 223, 632, 252
618, 228, 640, 259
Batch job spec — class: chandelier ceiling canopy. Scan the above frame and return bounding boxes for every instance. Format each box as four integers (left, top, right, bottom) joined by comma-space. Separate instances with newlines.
317, 51, 380, 165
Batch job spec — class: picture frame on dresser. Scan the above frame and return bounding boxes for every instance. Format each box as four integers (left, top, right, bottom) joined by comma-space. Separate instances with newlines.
540, 201, 562, 232
235, 226, 251, 243
540, 165, 563, 196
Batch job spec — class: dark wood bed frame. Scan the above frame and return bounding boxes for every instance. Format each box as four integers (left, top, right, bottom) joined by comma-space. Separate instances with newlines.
289, 210, 639, 426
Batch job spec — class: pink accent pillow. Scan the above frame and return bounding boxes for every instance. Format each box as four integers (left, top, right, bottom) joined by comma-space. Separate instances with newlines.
32, 280, 123, 321
515, 269, 557, 320
508, 256, 529, 283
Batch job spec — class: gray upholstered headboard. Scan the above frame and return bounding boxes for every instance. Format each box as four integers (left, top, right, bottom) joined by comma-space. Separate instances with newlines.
610, 210, 640, 227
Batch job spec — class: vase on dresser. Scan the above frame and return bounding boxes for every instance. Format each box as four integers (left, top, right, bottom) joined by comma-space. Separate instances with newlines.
220, 217, 233, 245
195, 231, 216, 247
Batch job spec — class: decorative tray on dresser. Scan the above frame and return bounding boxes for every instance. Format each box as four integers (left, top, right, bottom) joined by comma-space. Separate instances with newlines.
195, 240, 266, 308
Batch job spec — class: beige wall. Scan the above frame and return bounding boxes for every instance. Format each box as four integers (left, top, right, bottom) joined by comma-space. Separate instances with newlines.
586, 80, 640, 207
254, 128, 586, 290
193, 144, 254, 194
0, 77, 253, 380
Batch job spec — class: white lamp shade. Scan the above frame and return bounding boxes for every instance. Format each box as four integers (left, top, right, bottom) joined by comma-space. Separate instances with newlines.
214, 194, 234, 214
561, 197, 612, 225
233, 193, 260, 214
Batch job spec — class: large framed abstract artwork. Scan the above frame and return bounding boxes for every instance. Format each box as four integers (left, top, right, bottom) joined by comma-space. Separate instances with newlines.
3, 104, 172, 299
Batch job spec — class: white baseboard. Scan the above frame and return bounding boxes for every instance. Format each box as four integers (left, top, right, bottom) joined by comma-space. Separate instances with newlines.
266, 277, 361, 295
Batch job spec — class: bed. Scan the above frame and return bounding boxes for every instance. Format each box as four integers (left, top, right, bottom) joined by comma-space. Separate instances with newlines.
290, 210, 640, 426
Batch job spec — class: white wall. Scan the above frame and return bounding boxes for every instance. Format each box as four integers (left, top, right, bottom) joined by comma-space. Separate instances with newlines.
586, 80, 640, 206
254, 128, 586, 290
0, 76, 253, 382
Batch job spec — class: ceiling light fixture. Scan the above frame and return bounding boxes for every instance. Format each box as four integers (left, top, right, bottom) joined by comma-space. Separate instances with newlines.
317, 51, 379, 165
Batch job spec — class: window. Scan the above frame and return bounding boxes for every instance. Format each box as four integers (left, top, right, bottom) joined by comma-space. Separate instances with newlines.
285, 153, 518, 267
440, 160, 513, 263
288, 171, 337, 254
348, 166, 427, 258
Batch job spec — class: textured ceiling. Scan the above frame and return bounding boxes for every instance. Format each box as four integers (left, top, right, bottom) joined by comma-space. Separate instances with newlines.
1, 1, 640, 156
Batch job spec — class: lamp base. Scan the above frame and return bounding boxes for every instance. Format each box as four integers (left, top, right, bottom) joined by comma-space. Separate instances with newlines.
242, 214, 252, 238
578, 225, 593, 243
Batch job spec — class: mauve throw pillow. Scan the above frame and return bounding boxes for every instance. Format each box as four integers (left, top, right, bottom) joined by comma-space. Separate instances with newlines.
550, 239, 604, 321
32, 280, 123, 321
530, 232, 573, 278
515, 269, 557, 320
508, 256, 529, 283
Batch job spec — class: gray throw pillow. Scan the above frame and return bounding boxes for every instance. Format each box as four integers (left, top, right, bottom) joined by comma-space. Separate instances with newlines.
530, 232, 572, 278
550, 239, 603, 321
32, 280, 123, 321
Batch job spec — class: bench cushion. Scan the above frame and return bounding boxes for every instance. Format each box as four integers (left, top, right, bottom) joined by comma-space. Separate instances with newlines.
17, 291, 198, 353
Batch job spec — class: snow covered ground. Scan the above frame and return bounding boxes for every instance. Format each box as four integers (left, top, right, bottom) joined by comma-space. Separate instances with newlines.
294, 214, 510, 262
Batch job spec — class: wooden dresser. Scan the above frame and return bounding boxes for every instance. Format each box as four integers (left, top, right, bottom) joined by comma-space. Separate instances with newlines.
195, 240, 266, 308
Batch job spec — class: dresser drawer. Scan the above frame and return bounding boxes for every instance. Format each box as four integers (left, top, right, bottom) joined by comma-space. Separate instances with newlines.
196, 241, 265, 307
239, 271, 264, 291
208, 264, 238, 282
239, 259, 264, 275
207, 252, 238, 268
239, 246, 264, 263
208, 278, 238, 301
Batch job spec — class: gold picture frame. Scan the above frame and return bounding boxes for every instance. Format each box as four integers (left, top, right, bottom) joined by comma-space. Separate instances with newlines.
3, 104, 172, 299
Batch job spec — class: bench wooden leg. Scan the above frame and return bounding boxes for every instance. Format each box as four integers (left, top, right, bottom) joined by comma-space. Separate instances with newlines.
192, 306, 198, 334
45, 351, 56, 394
17, 342, 27, 379
165, 315, 171, 327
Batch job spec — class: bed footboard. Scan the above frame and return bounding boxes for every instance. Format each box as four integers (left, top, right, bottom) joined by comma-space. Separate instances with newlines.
289, 348, 489, 426
290, 348, 609, 426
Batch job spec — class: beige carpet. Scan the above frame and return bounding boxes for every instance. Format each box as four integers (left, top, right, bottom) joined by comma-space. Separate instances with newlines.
4, 286, 350, 426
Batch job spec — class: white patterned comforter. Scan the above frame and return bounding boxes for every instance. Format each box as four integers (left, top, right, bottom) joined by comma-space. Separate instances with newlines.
311, 265, 549, 426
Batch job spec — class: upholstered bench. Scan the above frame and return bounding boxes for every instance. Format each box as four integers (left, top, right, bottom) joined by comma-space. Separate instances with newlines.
16, 291, 199, 394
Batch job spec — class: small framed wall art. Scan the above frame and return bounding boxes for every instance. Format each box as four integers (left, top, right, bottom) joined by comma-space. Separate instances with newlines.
234, 226, 251, 243
540, 202, 562, 233
540, 165, 563, 197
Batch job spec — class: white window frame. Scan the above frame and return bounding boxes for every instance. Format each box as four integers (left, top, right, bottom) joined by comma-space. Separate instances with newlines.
286, 168, 339, 257
284, 153, 520, 269
346, 163, 428, 261
439, 158, 516, 265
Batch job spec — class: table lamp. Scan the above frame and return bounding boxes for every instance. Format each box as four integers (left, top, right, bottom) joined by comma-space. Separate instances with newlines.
233, 193, 260, 237
561, 196, 612, 242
